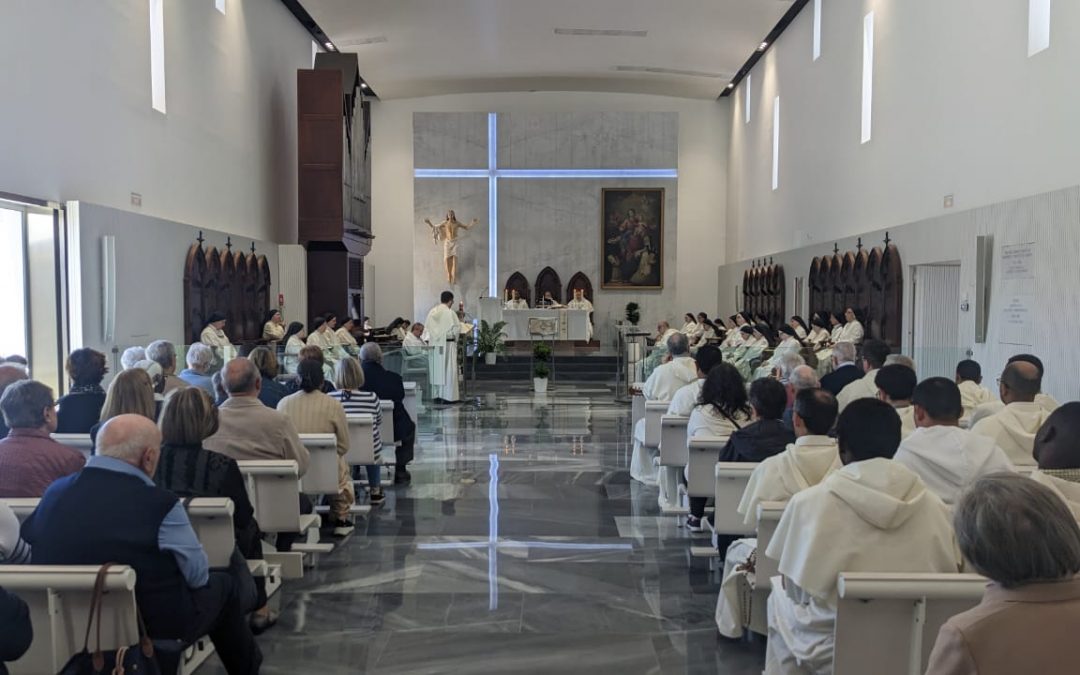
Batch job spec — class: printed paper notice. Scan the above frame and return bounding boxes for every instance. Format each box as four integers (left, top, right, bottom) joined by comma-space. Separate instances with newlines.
999, 295, 1034, 346
1000, 243, 1035, 281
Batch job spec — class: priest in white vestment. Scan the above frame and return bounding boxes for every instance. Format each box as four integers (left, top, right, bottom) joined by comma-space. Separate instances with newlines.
894, 377, 1014, 505
200, 312, 231, 347
565, 289, 594, 341
403, 322, 428, 356
504, 289, 528, 310
971, 361, 1052, 466
1031, 402, 1080, 519
630, 332, 698, 485
765, 398, 962, 674
424, 291, 469, 404
836, 339, 890, 412
874, 364, 918, 439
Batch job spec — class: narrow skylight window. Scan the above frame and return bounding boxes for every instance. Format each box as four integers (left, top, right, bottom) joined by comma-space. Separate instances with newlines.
861, 12, 874, 144
813, 0, 822, 61
149, 0, 166, 113
772, 96, 780, 190
215, 0, 226, 15
1028, 0, 1051, 56
745, 73, 752, 124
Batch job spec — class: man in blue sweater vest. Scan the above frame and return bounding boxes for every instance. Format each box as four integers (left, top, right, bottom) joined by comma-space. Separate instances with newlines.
22, 414, 261, 674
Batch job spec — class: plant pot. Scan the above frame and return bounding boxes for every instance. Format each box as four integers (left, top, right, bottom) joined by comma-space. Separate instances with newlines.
533, 377, 549, 393
484, 353, 497, 365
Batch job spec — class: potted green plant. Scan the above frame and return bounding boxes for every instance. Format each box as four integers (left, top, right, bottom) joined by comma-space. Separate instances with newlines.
476, 320, 507, 365
532, 342, 552, 393
625, 302, 641, 326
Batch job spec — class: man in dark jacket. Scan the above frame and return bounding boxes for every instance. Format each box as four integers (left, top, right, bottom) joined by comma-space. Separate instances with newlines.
820, 341, 862, 396
720, 378, 795, 462
359, 342, 417, 484
0, 586, 31, 673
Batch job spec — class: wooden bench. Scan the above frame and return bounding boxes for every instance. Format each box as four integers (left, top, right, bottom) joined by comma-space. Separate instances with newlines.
834, 572, 987, 675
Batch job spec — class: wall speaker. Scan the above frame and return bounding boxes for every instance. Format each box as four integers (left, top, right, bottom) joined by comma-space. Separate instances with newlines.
101, 236, 116, 343
974, 235, 992, 343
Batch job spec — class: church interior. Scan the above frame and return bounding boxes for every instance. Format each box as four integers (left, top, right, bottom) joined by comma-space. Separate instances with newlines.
2, 1, 1080, 673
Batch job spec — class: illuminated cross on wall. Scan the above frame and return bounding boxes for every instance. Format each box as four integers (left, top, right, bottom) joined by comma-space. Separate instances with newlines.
417, 453, 633, 610
415, 113, 679, 297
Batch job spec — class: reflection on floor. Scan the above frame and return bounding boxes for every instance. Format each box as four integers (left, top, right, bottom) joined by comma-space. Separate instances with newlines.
205, 384, 766, 674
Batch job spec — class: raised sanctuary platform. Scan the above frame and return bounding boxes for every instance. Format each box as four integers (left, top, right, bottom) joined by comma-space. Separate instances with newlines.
474, 354, 617, 383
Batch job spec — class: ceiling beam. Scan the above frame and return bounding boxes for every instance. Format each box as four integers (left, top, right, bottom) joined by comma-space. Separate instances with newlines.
719, 0, 811, 98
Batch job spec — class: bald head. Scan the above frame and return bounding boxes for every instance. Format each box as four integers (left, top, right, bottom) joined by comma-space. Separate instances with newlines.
1000, 360, 1041, 404
97, 414, 162, 476
667, 332, 689, 356
1035, 402, 1080, 470
223, 357, 260, 396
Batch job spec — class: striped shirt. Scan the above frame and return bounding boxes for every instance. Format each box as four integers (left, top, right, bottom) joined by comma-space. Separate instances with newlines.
0, 502, 31, 564
328, 389, 383, 462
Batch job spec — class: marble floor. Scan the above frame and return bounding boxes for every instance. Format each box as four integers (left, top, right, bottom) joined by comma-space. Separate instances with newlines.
209, 383, 765, 674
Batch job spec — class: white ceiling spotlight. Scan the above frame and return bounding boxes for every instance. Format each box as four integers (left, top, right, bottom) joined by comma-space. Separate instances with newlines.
360, 83, 368, 89
324, 42, 335, 51
758, 41, 769, 51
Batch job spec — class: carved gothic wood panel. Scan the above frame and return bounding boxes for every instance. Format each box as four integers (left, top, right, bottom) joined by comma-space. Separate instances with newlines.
183, 239, 272, 346
742, 262, 786, 329
807, 242, 903, 348
565, 271, 594, 303
534, 267, 563, 305
504, 272, 531, 307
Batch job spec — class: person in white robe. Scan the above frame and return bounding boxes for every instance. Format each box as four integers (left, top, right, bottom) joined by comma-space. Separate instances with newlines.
281, 321, 306, 374
305, 315, 343, 360
966, 354, 1058, 427
874, 363, 918, 439
734, 324, 773, 381
643, 321, 681, 376
955, 359, 994, 424
716, 387, 841, 638
765, 398, 962, 674
630, 332, 698, 485
838, 307, 864, 344
720, 314, 749, 350
403, 322, 428, 356
200, 312, 231, 347
971, 360, 1053, 466
262, 309, 285, 343
691, 320, 718, 351
424, 291, 469, 404
805, 314, 830, 349
667, 346, 723, 418
565, 289, 594, 342
754, 325, 802, 381
836, 339, 890, 412
335, 318, 360, 355
504, 289, 528, 310
537, 291, 563, 308
680, 313, 699, 337
1031, 401, 1080, 520
813, 313, 846, 375
894, 377, 1014, 505
789, 316, 809, 341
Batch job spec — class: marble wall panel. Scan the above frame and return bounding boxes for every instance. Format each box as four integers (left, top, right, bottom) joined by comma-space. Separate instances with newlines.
497, 112, 678, 170
413, 112, 488, 169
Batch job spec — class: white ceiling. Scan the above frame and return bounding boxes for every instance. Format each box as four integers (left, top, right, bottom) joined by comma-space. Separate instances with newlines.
300, 0, 795, 99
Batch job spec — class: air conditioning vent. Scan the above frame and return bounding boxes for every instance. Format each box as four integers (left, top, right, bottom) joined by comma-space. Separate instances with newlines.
554, 28, 647, 37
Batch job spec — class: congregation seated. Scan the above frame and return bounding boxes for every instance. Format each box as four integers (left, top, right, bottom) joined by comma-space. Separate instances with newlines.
278, 359, 355, 536
305, 313, 344, 359
819, 341, 860, 396
206, 358, 311, 551
782, 365, 819, 431
874, 363, 918, 438
685, 363, 753, 531
89, 367, 160, 451
22, 414, 262, 674
765, 398, 961, 673
836, 338, 890, 411
719, 378, 794, 464
281, 321, 307, 373
805, 313, 830, 349
737, 388, 840, 527
719, 312, 750, 349
968, 353, 1059, 427
262, 308, 285, 343
955, 359, 993, 423
631, 332, 697, 484
179, 342, 216, 396
146, 339, 189, 395
120, 345, 146, 370
970, 360, 1050, 465
0, 380, 84, 497
285, 345, 336, 393
839, 306, 865, 344
337, 317, 361, 355
925, 474, 1080, 675
330, 356, 385, 505
894, 377, 1014, 505
359, 342, 416, 483
679, 312, 698, 337
200, 311, 232, 348
692, 317, 719, 350
667, 345, 723, 417
155, 387, 275, 633
0, 365, 29, 438
753, 325, 800, 380
248, 346, 288, 409
55, 347, 107, 433
1030, 402, 1080, 518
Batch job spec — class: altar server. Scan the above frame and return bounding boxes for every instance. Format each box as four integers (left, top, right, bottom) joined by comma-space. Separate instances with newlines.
765, 398, 961, 674
424, 291, 468, 404
200, 312, 231, 347
971, 360, 1053, 466
894, 377, 1014, 505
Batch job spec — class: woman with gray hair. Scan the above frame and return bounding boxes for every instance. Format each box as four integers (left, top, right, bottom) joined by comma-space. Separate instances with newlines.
925, 473, 1080, 675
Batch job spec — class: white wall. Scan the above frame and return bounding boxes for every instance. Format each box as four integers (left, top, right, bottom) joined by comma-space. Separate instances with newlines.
726, 0, 1080, 262
0, 0, 311, 243
371, 92, 729, 326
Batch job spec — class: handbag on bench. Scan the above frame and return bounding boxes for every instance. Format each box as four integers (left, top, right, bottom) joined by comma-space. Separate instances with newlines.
58, 562, 161, 675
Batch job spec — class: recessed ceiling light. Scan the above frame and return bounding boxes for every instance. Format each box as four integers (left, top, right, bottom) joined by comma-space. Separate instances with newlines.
324, 42, 335, 50
759, 42, 769, 51
360, 83, 368, 89
554, 28, 647, 38
726, 83, 735, 89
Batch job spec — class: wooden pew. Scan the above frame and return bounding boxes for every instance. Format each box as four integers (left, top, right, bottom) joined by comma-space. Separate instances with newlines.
658, 415, 689, 514
834, 572, 987, 675
297, 433, 340, 495
50, 433, 92, 459
0, 565, 139, 674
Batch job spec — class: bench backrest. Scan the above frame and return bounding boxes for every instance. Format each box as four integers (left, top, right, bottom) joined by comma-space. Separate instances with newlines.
754, 501, 786, 591
643, 401, 669, 448
711, 460, 756, 535
50, 433, 93, 459
380, 400, 396, 446
659, 415, 689, 467
236, 460, 301, 533
402, 381, 419, 423
685, 436, 728, 499
345, 414, 376, 465
631, 393, 645, 429
0, 565, 139, 674
3, 498, 39, 525
298, 433, 339, 494
834, 572, 987, 675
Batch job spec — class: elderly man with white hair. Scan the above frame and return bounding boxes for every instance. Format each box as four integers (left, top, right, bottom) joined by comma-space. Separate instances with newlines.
631, 332, 697, 484
178, 342, 215, 396
120, 346, 146, 370
783, 364, 819, 431
146, 339, 188, 394
22, 414, 263, 674
819, 341, 862, 397
359, 342, 417, 483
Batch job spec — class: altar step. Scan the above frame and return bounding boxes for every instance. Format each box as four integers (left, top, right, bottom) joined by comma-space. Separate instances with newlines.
474, 355, 618, 383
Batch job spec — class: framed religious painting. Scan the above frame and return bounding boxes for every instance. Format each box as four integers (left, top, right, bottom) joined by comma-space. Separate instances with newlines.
600, 187, 665, 290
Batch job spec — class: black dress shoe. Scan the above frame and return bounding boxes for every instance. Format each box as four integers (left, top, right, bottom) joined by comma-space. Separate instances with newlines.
394, 469, 412, 484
